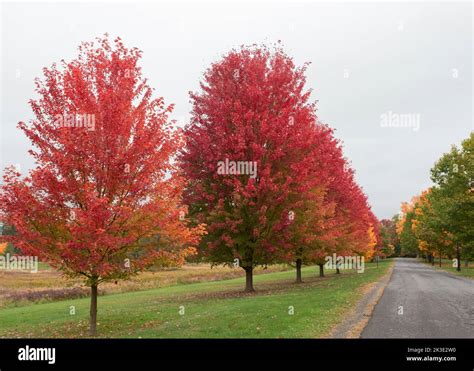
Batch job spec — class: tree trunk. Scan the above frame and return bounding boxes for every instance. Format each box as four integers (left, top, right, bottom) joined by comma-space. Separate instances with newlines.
89, 284, 98, 336
456, 246, 461, 272
439, 255, 442, 267
319, 264, 324, 277
295, 259, 303, 283
244, 267, 254, 292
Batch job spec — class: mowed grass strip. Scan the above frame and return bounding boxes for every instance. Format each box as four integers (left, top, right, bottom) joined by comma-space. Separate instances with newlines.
0, 260, 393, 338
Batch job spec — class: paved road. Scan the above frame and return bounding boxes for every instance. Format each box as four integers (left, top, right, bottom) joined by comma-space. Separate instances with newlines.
362, 258, 474, 338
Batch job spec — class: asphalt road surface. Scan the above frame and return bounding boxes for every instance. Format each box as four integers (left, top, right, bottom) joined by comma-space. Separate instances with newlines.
362, 258, 474, 338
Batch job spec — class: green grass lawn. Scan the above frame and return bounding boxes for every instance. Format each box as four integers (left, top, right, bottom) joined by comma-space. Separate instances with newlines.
420, 258, 474, 278
0, 259, 393, 338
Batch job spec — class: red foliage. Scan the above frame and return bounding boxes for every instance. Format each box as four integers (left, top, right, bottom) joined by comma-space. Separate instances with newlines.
0, 36, 204, 285
180, 45, 324, 285
180, 43, 379, 288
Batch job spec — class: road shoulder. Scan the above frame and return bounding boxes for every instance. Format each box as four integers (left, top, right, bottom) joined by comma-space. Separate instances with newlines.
327, 260, 395, 338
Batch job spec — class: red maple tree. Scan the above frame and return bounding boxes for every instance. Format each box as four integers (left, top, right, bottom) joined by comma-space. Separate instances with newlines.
0, 36, 204, 335
180, 44, 339, 291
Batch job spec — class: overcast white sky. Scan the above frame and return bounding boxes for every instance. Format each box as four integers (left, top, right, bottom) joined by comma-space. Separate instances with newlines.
1, 1, 472, 220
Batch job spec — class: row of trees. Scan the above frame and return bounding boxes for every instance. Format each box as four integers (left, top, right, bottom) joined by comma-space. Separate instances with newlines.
397, 133, 473, 268
179, 44, 382, 290
0, 36, 381, 335
377, 218, 398, 257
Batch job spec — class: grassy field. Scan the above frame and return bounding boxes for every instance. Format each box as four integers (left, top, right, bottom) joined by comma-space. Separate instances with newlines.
0, 263, 290, 308
420, 258, 474, 278
0, 259, 392, 338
